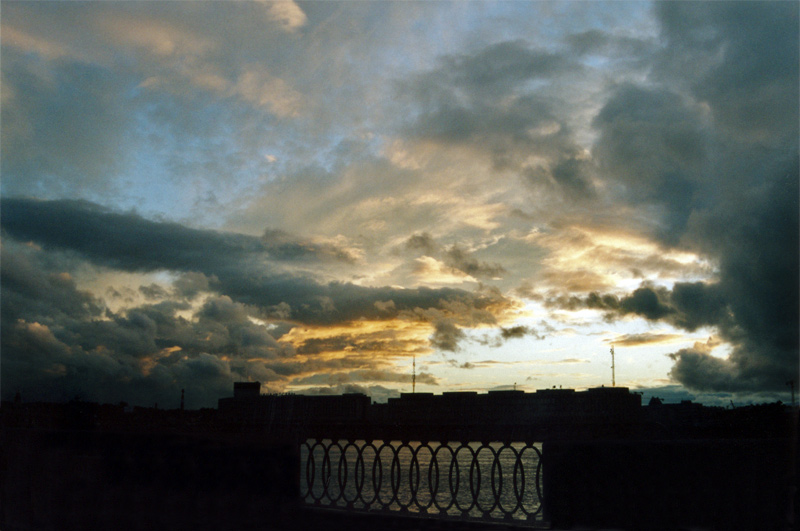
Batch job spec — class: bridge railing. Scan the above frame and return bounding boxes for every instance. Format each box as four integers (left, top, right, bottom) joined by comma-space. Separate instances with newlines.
300, 438, 544, 526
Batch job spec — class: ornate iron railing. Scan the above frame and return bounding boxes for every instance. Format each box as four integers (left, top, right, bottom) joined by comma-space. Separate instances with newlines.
300, 439, 544, 525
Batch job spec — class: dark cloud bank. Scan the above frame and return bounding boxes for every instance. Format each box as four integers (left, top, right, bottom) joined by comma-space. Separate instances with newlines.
552, 2, 799, 395
1, 198, 512, 406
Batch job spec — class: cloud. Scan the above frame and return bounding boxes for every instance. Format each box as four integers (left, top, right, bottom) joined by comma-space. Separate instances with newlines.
566, 29, 652, 59
397, 39, 594, 202
534, 358, 590, 365
500, 325, 535, 340
1, 55, 134, 197
302, 384, 400, 403
292, 369, 438, 387
476, 325, 545, 348
549, 168, 798, 392
655, 1, 798, 143
609, 332, 686, 347
531, 2, 800, 396
259, 0, 307, 33
658, 3, 799, 393
403, 232, 506, 281
525, 224, 714, 297
592, 84, 710, 242
99, 12, 213, 58
412, 256, 475, 284
430, 320, 465, 352
1, 24, 70, 60
444, 245, 505, 280
233, 68, 305, 117
0, 248, 296, 407
0, 198, 519, 405
667, 344, 741, 392
0, 197, 353, 272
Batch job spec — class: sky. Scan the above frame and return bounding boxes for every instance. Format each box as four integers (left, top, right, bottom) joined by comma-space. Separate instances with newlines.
1, 1, 798, 409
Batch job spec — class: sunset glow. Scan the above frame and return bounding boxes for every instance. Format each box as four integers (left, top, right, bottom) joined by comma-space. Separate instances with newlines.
1, 1, 797, 408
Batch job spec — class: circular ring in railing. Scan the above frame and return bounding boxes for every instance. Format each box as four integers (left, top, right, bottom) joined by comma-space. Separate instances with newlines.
306, 439, 328, 503
374, 441, 396, 508
516, 443, 543, 518
352, 440, 369, 507
471, 443, 490, 515
321, 440, 343, 504
469, 444, 483, 515
408, 442, 422, 507
426, 443, 440, 510
412, 442, 435, 512
534, 444, 544, 516
510, 444, 525, 514
445, 443, 461, 513
357, 440, 379, 507
488, 443, 504, 515
452, 443, 478, 515
300, 439, 313, 499
339, 440, 363, 508
389, 442, 404, 509
431, 443, 455, 513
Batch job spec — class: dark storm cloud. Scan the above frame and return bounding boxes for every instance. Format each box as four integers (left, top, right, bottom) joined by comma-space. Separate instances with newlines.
592, 84, 709, 242
1, 197, 348, 272
592, 1, 798, 394
405, 232, 438, 255
548, 284, 679, 324
0, 294, 237, 408
549, 156, 594, 200
555, 169, 799, 393
590, 1, 798, 244
0, 240, 295, 407
655, 1, 799, 143
2, 198, 504, 325
139, 283, 170, 300
1, 241, 104, 324
0, 245, 203, 404
534, 2, 799, 396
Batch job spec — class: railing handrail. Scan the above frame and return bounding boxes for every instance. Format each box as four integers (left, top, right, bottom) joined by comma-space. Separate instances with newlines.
301, 438, 544, 526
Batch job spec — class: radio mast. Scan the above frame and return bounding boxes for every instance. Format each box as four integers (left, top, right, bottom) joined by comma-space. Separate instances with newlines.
412, 354, 416, 393
610, 345, 616, 387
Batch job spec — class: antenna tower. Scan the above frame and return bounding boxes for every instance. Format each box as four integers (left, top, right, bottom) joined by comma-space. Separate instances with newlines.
610, 345, 616, 387
412, 354, 416, 393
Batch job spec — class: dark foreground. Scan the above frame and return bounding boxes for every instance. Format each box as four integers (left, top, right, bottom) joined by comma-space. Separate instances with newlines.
1, 426, 797, 531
